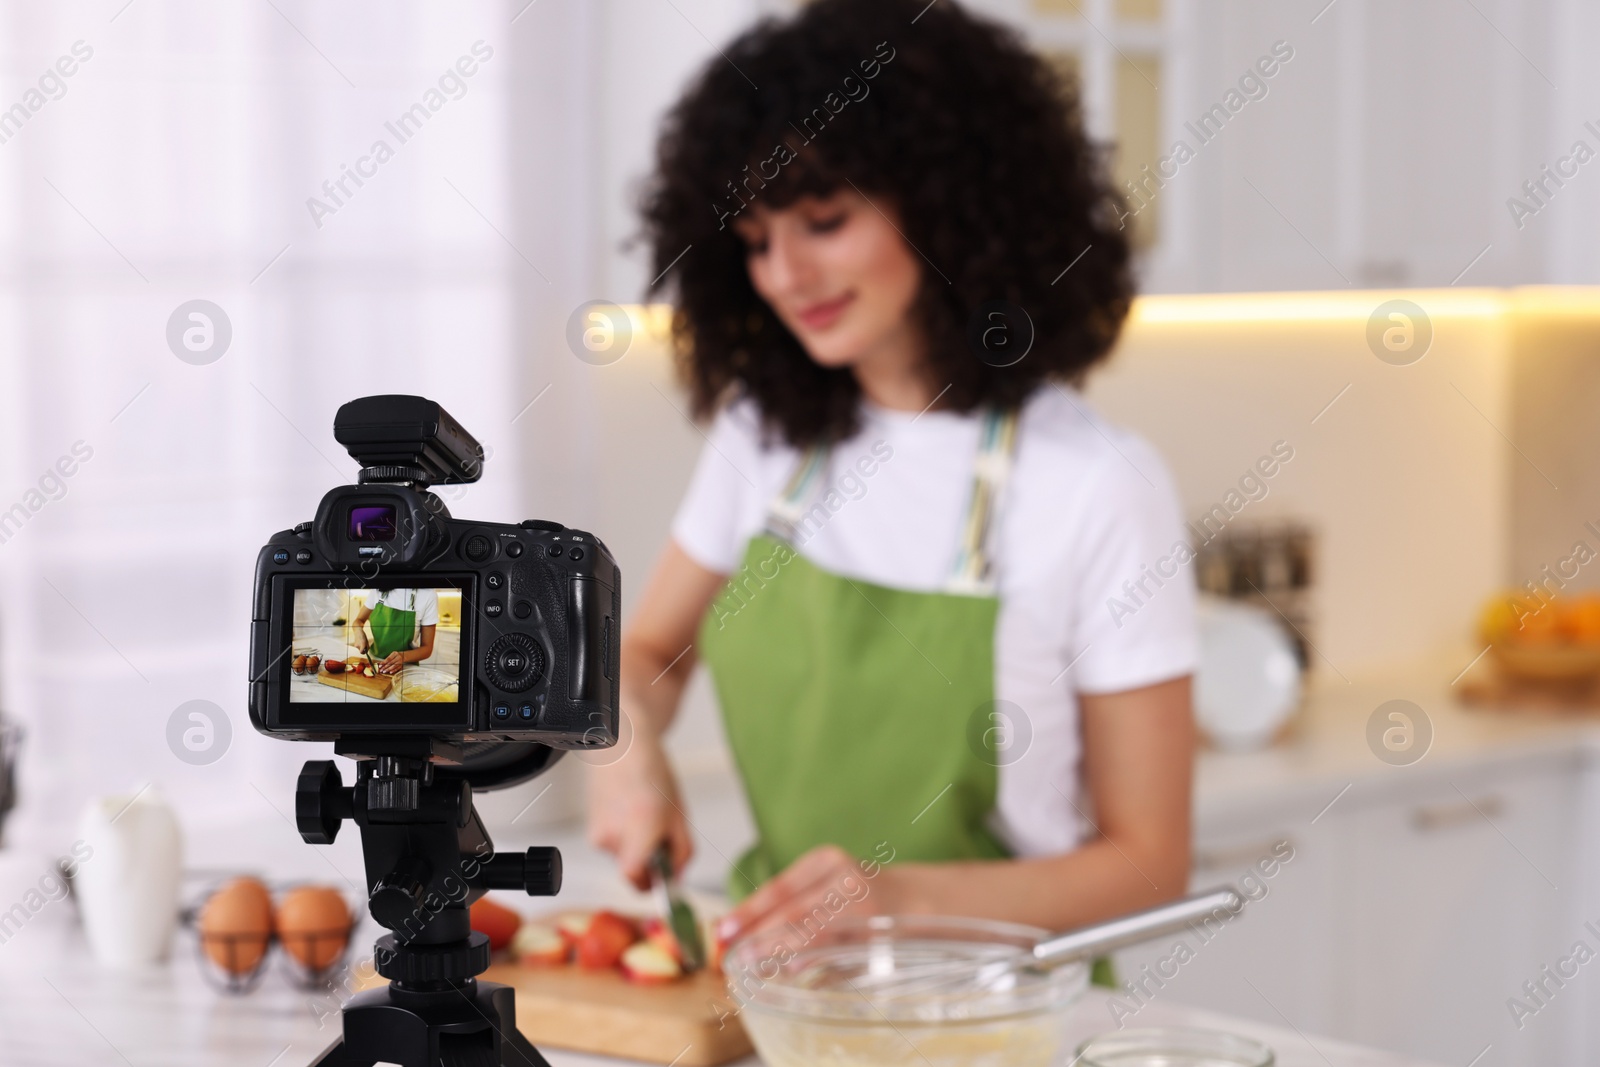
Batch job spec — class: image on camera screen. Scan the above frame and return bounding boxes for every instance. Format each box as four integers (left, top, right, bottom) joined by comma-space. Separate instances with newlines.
288, 587, 462, 703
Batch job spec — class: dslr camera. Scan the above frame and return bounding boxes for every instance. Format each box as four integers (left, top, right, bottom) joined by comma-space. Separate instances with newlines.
249, 393, 620, 768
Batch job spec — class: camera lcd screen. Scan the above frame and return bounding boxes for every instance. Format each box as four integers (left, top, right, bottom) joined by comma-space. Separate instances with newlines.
348, 505, 397, 542
287, 586, 462, 705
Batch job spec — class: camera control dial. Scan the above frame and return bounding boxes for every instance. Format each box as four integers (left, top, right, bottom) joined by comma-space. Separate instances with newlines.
485, 633, 544, 693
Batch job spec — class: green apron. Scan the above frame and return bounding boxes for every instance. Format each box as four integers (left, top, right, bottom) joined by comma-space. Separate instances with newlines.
368, 590, 418, 659
698, 409, 1020, 896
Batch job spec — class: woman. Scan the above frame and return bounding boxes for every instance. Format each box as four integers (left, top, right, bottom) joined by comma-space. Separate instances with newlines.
352, 587, 437, 675
591, 0, 1197, 951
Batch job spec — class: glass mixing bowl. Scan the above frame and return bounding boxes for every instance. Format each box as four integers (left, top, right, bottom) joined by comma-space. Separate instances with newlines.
1076, 1027, 1275, 1067
724, 915, 1088, 1067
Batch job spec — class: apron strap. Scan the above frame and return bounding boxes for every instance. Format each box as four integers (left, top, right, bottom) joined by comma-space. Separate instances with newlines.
762, 443, 829, 544
946, 407, 1019, 595
760, 406, 1020, 593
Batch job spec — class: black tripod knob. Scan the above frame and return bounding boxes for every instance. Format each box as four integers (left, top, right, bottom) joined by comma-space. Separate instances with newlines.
369, 860, 432, 930
480, 846, 562, 895
295, 760, 352, 845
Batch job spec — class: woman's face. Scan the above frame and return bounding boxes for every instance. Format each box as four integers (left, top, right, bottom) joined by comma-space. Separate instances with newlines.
732, 189, 923, 370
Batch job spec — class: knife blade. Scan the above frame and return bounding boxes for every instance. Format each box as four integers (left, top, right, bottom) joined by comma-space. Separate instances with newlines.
651, 844, 706, 973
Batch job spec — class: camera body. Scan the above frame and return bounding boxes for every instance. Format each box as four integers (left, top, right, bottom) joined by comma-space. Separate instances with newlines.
247, 396, 620, 755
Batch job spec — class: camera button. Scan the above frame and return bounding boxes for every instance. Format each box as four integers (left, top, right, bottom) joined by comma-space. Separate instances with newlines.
513, 600, 532, 620
272, 549, 291, 565
505, 542, 524, 559
547, 543, 563, 558
464, 534, 494, 562
486, 572, 505, 590
493, 703, 511, 720
500, 649, 527, 676
568, 546, 585, 561
295, 549, 313, 565
518, 703, 535, 720
485, 599, 504, 618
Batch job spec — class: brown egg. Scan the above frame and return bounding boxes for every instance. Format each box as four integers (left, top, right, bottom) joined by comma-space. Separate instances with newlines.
276, 885, 351, 971
305, 655, 321, 673
293, 655, 307, 674
199, 876, 273, 975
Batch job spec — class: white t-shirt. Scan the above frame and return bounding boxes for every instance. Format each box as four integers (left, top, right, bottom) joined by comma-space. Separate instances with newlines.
671, 385, 1198, 858
364, 588, 440, 647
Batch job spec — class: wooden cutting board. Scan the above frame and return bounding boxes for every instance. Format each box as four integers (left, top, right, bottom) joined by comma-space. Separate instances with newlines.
315, 664, 394, 700
481, 962, 753, 1066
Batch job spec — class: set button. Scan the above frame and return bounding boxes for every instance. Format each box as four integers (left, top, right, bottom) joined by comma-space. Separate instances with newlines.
484, 633, 544, 693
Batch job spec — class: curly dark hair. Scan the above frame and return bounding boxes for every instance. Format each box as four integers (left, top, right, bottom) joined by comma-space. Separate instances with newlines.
641, 0, 1133, 447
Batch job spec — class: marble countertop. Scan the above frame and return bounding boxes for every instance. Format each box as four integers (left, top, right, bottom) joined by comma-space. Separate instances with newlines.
0, 919, 1440, 1067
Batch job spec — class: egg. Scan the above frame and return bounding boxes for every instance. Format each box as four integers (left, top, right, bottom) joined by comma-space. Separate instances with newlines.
199, 876, 274, 975
276, 885, 351, 971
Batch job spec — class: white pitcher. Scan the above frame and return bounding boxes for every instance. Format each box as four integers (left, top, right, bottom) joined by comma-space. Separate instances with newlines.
75, 787, 182, 968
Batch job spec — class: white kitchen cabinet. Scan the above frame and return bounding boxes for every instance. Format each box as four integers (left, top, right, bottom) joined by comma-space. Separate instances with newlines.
1334, 756, 1579, 1066
1108, 787, 1349, 1042
1113, 747, 1591, 1067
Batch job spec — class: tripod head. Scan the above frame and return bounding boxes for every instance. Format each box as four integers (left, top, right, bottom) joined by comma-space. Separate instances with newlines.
296, 740, 563, 1066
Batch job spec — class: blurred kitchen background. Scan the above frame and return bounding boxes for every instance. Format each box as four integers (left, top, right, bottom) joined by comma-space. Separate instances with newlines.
1, 1, 1599, 1064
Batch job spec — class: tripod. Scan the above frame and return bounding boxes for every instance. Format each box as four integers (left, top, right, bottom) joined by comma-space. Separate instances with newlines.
294, 741, 562, 1067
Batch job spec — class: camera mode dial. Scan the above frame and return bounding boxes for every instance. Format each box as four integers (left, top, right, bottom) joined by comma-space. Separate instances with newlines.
485, 633, 544, 693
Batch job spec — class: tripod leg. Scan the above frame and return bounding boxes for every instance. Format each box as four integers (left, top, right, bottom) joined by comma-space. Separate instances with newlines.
499, 1028, 552, 1067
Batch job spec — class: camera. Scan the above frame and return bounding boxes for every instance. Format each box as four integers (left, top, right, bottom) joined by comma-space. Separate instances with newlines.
248, 396, 620, 1066
248, 393, 620, 769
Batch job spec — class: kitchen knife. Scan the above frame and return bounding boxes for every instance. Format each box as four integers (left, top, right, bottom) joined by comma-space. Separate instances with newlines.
651, 844, 706, 973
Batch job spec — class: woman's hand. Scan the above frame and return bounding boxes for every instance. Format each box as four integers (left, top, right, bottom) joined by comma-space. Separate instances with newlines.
586, 731, 694, 892
377, 651, 405, 674
717, 845, 905, 952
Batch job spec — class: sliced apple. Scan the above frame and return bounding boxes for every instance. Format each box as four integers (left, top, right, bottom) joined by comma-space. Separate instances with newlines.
556, 911, 594, 950
620, 940, 684, 984
469, 897, 522, 951
646, 928, 683, 964
511, 922, 569, 966
576, 910, 637, 970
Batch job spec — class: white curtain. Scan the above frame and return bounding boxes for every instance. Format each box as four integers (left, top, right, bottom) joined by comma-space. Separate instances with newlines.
0, 0, 598, 852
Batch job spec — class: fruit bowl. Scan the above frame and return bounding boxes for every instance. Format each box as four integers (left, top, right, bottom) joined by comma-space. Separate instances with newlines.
723, 915, 1085, 1067
1490, 641, 1600, 683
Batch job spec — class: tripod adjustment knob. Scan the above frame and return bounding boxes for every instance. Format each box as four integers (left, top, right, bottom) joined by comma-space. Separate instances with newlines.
295, 760, 352, 845
481, 846, 563, 896
369, 861, 431, 931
